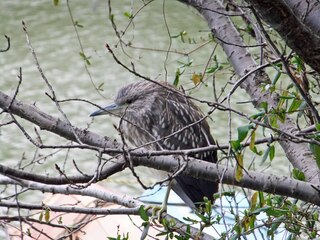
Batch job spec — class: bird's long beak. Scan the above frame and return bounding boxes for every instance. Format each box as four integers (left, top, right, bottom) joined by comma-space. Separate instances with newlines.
89, 103, 124, 117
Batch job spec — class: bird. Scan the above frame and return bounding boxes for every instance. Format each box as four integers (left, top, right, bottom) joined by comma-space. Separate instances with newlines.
90, 81, 218, 210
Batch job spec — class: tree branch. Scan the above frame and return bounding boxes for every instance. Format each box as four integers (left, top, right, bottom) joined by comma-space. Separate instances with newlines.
177, 0, 320, 184
0, 91, 320, 205
2, 177, 212, 240
245, 0, 320, 73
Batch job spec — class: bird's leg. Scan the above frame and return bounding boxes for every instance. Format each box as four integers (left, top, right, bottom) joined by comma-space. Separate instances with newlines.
160, 180, 172, 214
147, 181, 172, 223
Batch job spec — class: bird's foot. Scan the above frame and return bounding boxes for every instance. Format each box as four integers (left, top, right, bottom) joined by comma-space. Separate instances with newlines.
145, 205, 167, 223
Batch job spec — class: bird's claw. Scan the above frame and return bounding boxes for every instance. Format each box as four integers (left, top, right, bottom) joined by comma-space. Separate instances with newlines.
145, 205, 167, 223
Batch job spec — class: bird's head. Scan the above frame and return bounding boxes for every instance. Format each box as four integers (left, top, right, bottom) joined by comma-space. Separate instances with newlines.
89, 81, 160, 117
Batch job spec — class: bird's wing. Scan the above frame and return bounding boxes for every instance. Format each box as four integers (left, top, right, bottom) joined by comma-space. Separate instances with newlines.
152, 97, 218, 207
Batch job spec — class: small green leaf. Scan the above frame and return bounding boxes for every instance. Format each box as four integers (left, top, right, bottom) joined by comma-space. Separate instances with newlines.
309, 143, 320, 169
250, 111, 265, 120
292, 168, 306, 181
250, 192, 259, 210
269, 114, 278, 128
206, 55, 222, 74
251, 206, 271, 215
279, 95, 294, 100
315, 123, 320, 131
235, 152, 243, 182
124, 12, 133, 18
288, 99, 302, 113
258, 192, 265, 207
45, 208, 50, 222
249, 131, 256, 151
276, 109, 286, 123
109, 13, 115, 21
230, 140, 241, 152
259, 102, 268, 112
269, 145, 275, 161
97, 82, 104, 91
237, 124, 253, 142
272, 71, 281, 85
291, 55, 304, 72
138, 205, 149, 221
177, 59, 193, 68
261, 146, 270, 164
266, 208, 289, 217
53, 0, 59, 6
39, 212, 43, 221
173, 68, 181, 87
74, 20, 84, 28
79, 52, 91, 65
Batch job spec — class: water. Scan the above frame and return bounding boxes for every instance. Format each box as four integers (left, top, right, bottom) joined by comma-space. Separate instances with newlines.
0, 1, 288, 203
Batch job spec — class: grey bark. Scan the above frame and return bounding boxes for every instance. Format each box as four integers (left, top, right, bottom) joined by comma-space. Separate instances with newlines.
178, 0, 320, 184
245, 0, 320, 73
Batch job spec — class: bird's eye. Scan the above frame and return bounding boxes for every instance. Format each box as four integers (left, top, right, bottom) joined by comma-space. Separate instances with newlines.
126, 99, 133, 104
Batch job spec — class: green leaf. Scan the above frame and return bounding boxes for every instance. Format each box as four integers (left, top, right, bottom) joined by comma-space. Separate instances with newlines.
235, 152, 243, 182
97, 82, 104, 91
237, 124, 253, 142
269, 114, 279, 128
173, 68, 181, 87
309, 143, 320, 169
251, 206, 271, 215
250, 111, 265, 120
53, 0, 59, 6
249, 131, 256, 151
259, 102, 268, 112
45, 208, 50, 222
205, 55, 222, 73
288, 99, 303, 113
74, 20, 84, 28
269, 145, 275, 161
258, 192, 265, 207
249, 132, 263, 156
291, 55, 304, 72
39, 212, 43, 222
177, 59, 193, 68
276, 109, 286, 123
266, 208, 289, 217
279, 95, 295, 100
272, 71, 281, 85
124, 12, 133, 18
138, 205, 149, 221
79, 52, 91, 65
230, 140, 241, 152
250, 192, 258, 210
316, 123, 320, 131
292, 168, 306, 181
261, 146, 270, 164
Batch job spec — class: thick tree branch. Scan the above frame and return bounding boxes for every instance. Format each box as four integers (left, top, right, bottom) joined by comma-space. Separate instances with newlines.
245, 0, 320, 73
177, 0, 320, 184
0, 200, 140, 215
284, 0, 320, 35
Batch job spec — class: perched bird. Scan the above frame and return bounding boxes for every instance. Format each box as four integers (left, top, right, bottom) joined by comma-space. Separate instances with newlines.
90, 81, 218, 209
